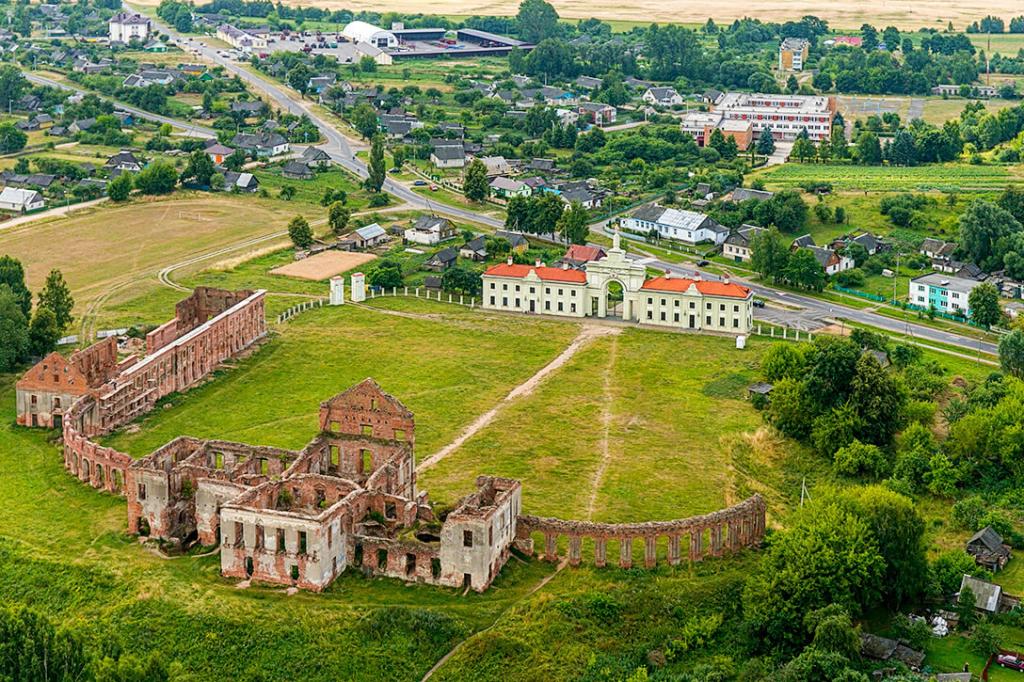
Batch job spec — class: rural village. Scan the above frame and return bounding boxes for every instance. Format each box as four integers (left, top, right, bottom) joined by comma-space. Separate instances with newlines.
10, 0, 1024, 680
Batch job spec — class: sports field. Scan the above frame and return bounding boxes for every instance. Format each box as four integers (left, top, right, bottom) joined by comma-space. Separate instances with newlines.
270, 250, 377, 280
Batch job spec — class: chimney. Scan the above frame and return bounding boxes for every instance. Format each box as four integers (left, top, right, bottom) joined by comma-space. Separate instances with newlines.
562, 261, 569, 270
723, 275, 730, 285
694, 272, 702, 281
507, 255, 513, 265
535, 259, 543, 268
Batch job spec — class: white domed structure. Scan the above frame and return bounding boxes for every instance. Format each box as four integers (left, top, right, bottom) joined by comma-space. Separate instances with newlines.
341, 21, 397, 49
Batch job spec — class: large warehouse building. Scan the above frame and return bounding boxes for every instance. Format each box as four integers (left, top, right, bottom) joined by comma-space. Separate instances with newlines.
341, 21, 398, 49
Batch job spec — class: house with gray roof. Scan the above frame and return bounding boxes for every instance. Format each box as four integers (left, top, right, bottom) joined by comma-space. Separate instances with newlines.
724, 225, 767, 262
967, 526, 1012, 571
621, 205, 728, 245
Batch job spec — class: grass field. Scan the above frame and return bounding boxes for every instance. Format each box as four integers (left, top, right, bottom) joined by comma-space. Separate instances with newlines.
755, 162, 1020, 192
0, 193, 325, 333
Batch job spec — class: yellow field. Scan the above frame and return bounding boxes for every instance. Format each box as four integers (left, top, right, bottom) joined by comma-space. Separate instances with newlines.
128, 0, 1024, 29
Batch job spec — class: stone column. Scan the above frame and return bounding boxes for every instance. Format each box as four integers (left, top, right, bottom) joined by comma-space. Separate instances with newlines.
644, 536, 657, 568
689, 529, 703, 562
728, 520, 740, 551
667, 535, 681, 566
594, 537, 607, 567
711, 524, 723, 557
544, 532, 558, 562
568, 536, 582, 567
619, 537, 632, 569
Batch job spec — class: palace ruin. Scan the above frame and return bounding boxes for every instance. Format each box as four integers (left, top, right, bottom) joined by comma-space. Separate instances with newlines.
20, 286, 767, 592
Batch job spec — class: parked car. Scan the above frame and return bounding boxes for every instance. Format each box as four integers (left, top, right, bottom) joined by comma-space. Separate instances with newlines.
752, 299, 765, 308
999, 654, 1024, 671
413, 180, 427, 186
430, 184, 438, 191
696, 260, 710, 267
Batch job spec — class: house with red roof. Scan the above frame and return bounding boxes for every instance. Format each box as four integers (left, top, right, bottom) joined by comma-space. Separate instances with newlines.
481, 230, 753, 333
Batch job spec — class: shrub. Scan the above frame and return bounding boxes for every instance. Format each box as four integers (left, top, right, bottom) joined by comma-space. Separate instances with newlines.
952, 496, 986, 530
834, 440, 888, 479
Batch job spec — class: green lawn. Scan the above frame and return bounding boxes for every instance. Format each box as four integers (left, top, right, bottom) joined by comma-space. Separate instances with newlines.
253, 167, 376, 210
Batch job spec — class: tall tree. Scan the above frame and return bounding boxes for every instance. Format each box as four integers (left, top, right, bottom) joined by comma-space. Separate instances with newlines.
0, 255, 30, 317
0, 284, 29, 370
999, 329, 1024, 378
288, 215, 313, 248
516, 0, 560, 43
463, 159, 489, 202
108, 172, 133, 202
556, 201, 589, 244
327, 202, 350, 234
180, 149, 216, 187
750, 227, 791, 282
959, 200, 1022, 271
0, 65, 26, 111
37, 269, 74, 333
855, 131, 882, 165
28, 307, 59, 357
349, 103, 379, 139
969, 282, 1003, 327
756, 127, 776, 155
365, 134, 386, 193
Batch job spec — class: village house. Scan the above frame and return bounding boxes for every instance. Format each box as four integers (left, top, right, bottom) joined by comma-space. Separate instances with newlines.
459, 235, 487, 261
282, 161, 314, 180
205, 143, 235, 165
561, 244, 607, 269
643, 87, 683, 107
301, 147, 332, 169
0, 187, 45, 213
231, 132, 290, 158
405, 215, 457, 246
578, 102, 617, 126
489, 176, 531, 199
480, 156, 511, 177
804, 246, 854, 276
724, 225, 767, 263
909, 273, 982, 316
349, 223, 388, 250
223, 171, 259, 193
622, 205, 729, 246
105, 150, 143, 173
575, 75, 603, 90
430, 144, 465, 169
425, 247, 459, 272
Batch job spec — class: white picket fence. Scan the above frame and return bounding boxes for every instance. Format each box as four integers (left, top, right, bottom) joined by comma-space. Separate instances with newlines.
274, 287, 480, 324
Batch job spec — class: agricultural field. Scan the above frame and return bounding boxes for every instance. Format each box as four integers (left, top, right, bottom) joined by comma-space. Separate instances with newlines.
754, 161, 1021, 192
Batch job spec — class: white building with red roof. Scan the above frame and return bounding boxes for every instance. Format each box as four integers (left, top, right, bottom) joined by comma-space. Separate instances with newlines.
481, 230, 753, 333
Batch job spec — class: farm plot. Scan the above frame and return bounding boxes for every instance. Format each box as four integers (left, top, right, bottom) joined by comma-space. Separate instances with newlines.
756, 162, 1019, 192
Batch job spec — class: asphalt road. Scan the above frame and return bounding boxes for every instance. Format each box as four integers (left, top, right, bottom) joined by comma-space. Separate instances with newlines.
125, 10, 1000, 355
26, 72, 216, 138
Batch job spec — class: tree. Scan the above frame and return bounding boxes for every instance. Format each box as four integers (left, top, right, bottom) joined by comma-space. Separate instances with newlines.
133, 161, 178, 195
754, 191, 809, 232
959, 200, 1022, 272
969, 282, 1002, 327
516, 0, 560, 43
0, 255, 31, 317
957, 585, 980, 630
0, 284, 29, 371
761, 342, 806, 382
28, 307, 59, 357
751, 227, 791, 282
108, 172, 133, 202
287, 215, 313, 248
0, 122, 27, 154
786, 248, 826, 291
365, 134, 386, 193
0, 64, 24, 109
756, 128, 776, 156
349, 103, 379, 139
37, 269, 74, 333
1000, 329, 1024, 378
848, 353, 908, 446
225, 148, 248, 171
463, 159, 489, 202
0, 605, 92, 681
286, 63, 312, 97
557, 201, 589, 244
830, 125, 849, 159
368, 258, 404, 288
742, 500, 885, 655
328, 202, 350, 234
180, 149, 216, 187
834, 440, 888, 479
441, 266, 482, 295
855, 131, 882, 165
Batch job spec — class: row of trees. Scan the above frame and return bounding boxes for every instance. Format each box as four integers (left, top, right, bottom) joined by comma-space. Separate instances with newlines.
504, 194, 589, 244
0, 256, 74, 372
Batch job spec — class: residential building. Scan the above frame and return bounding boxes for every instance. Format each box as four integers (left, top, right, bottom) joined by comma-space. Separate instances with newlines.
105, 150, 143, 172
489, 176, 531, 199
723, 225, 766, 262
621, 205, 728, 245
575, 75, 603, 90
205, 143, 234, 165
482, 231, 753, 334
714, 92, 836, 141
0, 187, 44, 212
480, 156, 511, 176
301, 147, 332, 168
804, 246, 854, 276
730, 188, 774, 203
909, 272, 983, 316
109, 12, 150, 43
779, 37, 810, 71
282, 161, 314, 180
430, 144, 465, 169
642, 87, 683, 107
405, 215, 457, 246
561, 244, 606, 269
425, 247, 458, 272
494, 230, 529, 253
217, 24, 267, 51
578, 102, 617, 126
459, 235, 487, 261
223, 171, 259, 192
231, 132, 289, 157
350, 223, 388, 249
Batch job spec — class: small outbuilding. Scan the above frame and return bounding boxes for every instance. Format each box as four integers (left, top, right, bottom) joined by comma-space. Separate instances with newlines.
966, 526, 1012, 571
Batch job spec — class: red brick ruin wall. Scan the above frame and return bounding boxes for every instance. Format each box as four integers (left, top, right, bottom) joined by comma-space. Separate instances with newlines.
515, 495, 767, 569
61, 290, 267, 497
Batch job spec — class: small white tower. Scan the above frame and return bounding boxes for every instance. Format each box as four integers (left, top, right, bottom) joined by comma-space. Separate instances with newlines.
351, 272, 366, 302
329, 276, 345, 305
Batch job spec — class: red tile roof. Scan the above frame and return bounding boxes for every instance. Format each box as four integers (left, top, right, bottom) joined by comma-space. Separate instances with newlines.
564, 244, 606, 263
484, 263, 587, 283
641, 276, 751, 299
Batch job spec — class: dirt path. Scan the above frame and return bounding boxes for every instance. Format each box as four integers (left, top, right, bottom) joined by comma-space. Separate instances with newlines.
416, 324, 622, 473
585, 334, 619, 521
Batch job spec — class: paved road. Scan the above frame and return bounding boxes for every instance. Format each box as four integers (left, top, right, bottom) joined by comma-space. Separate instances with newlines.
26, 72, 216, 138
153, 18, 504, 229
